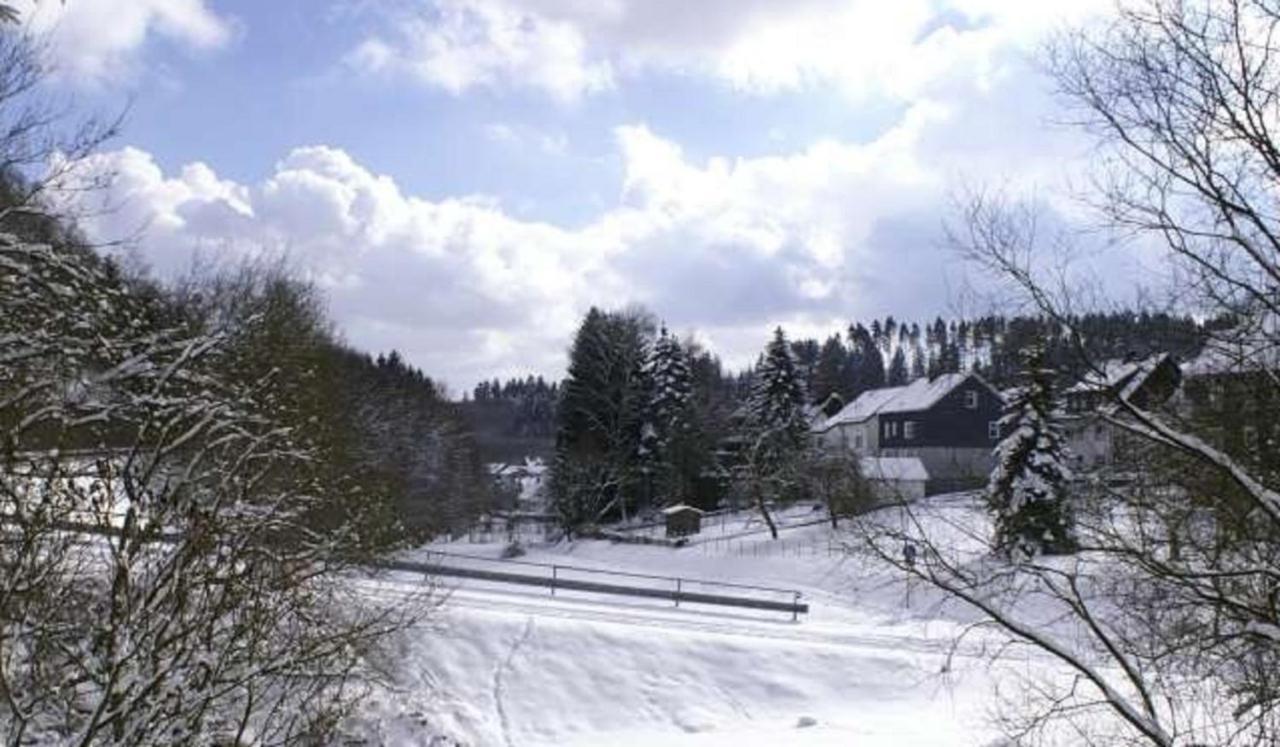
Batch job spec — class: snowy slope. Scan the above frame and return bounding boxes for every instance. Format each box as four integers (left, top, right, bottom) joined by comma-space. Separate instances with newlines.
354, 496, 1029, 746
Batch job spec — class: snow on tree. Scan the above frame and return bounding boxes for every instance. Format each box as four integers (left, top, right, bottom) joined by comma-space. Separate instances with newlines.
0, 232, 419, 744
747, 327, 810, 451
735, 328, 810, 538
550, 307, 653, 528
640, 327, 694, 504
986, 345, 1076, 559
648, 328, 693, 435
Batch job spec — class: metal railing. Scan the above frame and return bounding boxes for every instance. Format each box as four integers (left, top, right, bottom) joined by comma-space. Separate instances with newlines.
374, 550, 809, 620
9, 517, 812, 620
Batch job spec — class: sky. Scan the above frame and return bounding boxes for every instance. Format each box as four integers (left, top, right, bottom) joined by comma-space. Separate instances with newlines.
16, 0, 1130, 394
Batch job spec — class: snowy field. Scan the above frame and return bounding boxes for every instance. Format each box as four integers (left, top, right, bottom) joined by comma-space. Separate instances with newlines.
349, 493, 1072, 746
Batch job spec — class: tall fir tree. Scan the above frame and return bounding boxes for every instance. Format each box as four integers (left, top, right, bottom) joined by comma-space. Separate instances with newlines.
550, 307, 652, 530
910, 341, 926, 381
811, 334, 849, 406
643, 327, 694, 504
848, 323, 886, 395
746, 327, 809, 450
739, 327, 811, 538
986, 346, 1076, 559
887, 347, 909, 386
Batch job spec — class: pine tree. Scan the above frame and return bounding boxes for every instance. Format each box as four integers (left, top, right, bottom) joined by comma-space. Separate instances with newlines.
739, 327, 810, 538
550, 307, 652, 530
811, 335, 848, 405
986, 346, 1076, 559
746, 327, 809, 451
643, 327, 693, 504
887, 347, 909, 386
910, 341, 926, 381
848, 323, 885, 394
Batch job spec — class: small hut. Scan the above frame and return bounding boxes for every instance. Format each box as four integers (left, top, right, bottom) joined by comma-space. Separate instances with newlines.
663, 504, 705, 538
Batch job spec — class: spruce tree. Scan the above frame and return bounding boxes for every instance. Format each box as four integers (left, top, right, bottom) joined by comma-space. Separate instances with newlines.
910, 341, 926, 381
550, 307, 652, 530
986, 345, 1076, 559
887, 347, 909, 386
746, 327, 809, 452
811, 335, 848, 405
739, 327, 810, 538
643, 327, 693, 504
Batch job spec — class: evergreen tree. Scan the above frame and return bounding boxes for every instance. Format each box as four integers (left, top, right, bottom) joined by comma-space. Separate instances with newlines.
746, 327, 810, 451
811, 334, 849, 405
848, 323, 885, 395
910, 341, 926, 381
738, 327, 810, 538
986, 346, 1076, 559
887, 347, 909, 386
641, 327, 693, 504
549, 307, 652, 530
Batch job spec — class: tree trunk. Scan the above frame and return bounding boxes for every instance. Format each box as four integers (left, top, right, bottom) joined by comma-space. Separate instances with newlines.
755, 481, 779, 540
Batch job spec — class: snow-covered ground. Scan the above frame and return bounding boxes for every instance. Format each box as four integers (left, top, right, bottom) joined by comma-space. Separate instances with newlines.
354, 494, 1040, 746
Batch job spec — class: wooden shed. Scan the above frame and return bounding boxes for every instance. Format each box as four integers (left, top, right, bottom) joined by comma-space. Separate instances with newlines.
663, 504, 705, 538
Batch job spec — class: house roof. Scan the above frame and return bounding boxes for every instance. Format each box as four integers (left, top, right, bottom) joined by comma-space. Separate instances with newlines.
815, 373, 984, 430
1182, 341, 1280, 378
662, 503, 705, 516
860, 456, 929, 482
1066, 353, 1174, 401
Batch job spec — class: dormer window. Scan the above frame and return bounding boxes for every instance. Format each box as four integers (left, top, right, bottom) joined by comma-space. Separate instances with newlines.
964, 390, 979, 409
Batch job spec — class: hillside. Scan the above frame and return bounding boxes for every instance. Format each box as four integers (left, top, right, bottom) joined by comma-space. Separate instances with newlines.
353, 495, 1071, 746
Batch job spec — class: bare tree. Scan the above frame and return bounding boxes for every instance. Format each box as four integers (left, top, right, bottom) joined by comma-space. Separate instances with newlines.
0, 227, 425, 744
848, 2, 1280, 744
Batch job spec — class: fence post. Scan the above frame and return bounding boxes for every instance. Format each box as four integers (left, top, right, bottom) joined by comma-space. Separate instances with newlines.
674, 578, 681, 607
551, 565, 557, 596
792, 592, 801, 622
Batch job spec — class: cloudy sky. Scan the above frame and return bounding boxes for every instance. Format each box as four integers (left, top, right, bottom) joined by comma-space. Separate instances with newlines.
23, 0, 1123, 394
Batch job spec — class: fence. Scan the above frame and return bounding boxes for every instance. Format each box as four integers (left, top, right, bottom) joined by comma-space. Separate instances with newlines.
374, 550, 810, 620
694, 532, 848, 559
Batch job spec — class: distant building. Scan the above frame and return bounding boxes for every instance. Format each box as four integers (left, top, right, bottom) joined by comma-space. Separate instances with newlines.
812, 372, 1005, 494
663, 504, 705, 538
1176, 341, 1280, 473
859, 456, 929, 502
1061, 353, 1181, 471
488, 457, 549, 511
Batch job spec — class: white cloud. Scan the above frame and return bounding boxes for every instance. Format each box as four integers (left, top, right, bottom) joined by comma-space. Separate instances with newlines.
347, 0, 1109, 101
57, 104, 961, 386
16, 0, 234, 83
57, 57, 1099, 388
346, 0, 612, 102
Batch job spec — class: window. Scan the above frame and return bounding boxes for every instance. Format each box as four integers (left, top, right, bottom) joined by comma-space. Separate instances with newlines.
988, 421, 1000, 440
903, 421, 917, 440
964, 390, 979, 409
853, 429, 865, 449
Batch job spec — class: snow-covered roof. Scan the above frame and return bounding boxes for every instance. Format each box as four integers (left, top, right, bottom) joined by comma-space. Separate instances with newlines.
1182, 341, 1280, 377
1066, 353, 1174, 401
860, 456, 929, 482
816, 373, 980, 430
661, 503, 705, 516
